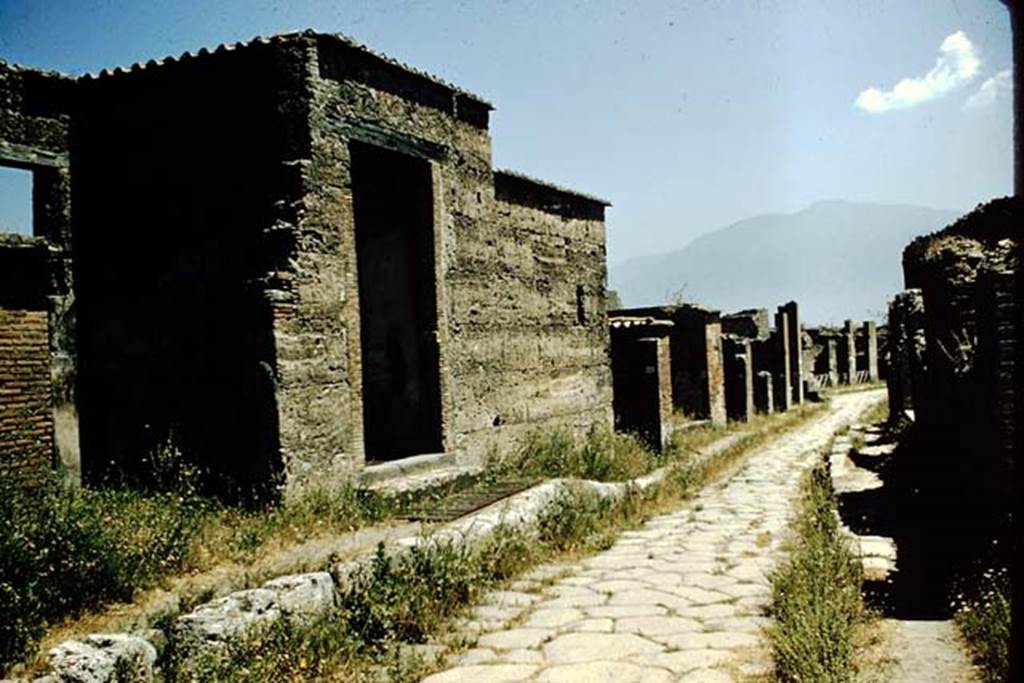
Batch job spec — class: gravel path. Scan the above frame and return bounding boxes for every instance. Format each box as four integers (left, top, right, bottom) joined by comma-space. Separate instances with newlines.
422, 389, 886, 683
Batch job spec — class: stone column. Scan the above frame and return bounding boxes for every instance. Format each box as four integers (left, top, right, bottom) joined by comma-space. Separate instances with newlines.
754, 371, 773, 415
842, 320, 857, 384
824, 339, 840, 387
723, 336, 753, 422
772, 309, 792, 411
781, 301, 804, 404
863, 321, 879, 382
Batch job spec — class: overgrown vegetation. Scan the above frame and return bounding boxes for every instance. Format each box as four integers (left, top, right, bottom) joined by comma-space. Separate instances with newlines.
953, 566, 1010, 682
4, 401, 829, 678
176, 488, 651, 682
180, 405, 829, 681
767, 462, 868, 682
0, 472, 391, 674
485, 420, 726, 484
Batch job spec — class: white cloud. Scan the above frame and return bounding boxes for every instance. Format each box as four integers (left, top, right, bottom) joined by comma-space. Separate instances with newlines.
855, 31, 981, 113
962, 69, 1012, 111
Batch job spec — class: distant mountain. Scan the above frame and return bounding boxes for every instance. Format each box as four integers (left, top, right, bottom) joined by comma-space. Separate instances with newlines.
609, 200, 963, 325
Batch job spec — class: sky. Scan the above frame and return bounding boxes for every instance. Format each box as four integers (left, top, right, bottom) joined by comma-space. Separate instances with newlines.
0, 0, 1015, 264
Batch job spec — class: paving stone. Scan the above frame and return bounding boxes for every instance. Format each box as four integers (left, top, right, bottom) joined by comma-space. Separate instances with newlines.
657, 630, 761, 650
499, 648, 545, 664
421, 664, 540, 683
542, 633, 663, 664
536, 661, 673, 683
680, 573, 739, 590
615, 615, 704, 637
566, 618, 614, 633
635, 649, 734, 673
523, 607, 585, 629
584, 604, 669, 619
477, 628, 552, 651
676, 668, 735, 682
456, 648, 498, 665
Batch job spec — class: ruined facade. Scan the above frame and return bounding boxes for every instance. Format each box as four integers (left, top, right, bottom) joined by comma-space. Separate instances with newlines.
779, 301, 803, 405
611, 305, 726, 426
2, 33, 614, 496
722, 336, 753, 422
0, 62, 78, 485
900, 197, 1020, 500
609, 317, 674, 450
885, 289, 925, 424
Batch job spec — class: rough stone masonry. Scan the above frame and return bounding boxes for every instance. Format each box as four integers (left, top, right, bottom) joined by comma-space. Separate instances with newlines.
1, 32, 614, 497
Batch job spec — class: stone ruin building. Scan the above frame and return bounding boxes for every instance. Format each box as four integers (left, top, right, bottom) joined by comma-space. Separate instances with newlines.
606, 299, 817, 447
610, 304, 727, 426
889, 196, 1019, 503
0, 32, 614, 497
608, 316, 674, 450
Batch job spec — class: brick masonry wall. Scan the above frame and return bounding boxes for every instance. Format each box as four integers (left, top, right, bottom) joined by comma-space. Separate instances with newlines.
1, 61, 76, 486
0, 309, 54, 484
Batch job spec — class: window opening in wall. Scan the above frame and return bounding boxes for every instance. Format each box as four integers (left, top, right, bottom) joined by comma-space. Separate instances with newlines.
0, 166, 33, 236
351, 141, 443, 461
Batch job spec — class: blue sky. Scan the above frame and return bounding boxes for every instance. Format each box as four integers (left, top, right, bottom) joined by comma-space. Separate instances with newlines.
0, 0, 1014, 263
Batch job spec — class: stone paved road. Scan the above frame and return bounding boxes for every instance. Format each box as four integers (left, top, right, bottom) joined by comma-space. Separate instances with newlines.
422, 390, 886, 683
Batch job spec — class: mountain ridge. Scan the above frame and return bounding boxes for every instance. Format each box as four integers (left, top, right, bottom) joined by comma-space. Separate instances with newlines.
609, 200, 964, 325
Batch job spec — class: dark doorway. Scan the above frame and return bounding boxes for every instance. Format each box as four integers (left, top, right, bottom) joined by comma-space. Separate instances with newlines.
351, 142, 443, 461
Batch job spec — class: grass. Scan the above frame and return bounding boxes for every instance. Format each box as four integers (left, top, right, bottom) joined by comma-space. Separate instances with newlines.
174, 401, 830, 681
5, 399, 831, 679
766, 461, 868, 683
953, 565, 1010, 682
0, 471, 392, 675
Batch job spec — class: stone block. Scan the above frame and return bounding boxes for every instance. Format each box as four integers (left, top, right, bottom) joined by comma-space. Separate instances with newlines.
47, 633, 157, 683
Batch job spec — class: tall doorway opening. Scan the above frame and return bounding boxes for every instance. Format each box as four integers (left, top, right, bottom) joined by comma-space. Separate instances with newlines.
351, 142, 443, 461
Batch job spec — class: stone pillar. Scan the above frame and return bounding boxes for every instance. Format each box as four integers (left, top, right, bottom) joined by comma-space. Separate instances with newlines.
723, 336, 753, 422
781, 301, 804, 404
705, 321, 727, 427
772, 309, 792, 411
610, 318, 675, 451
841, 320, 857, 384
824, 339, 840, 387
863, 321, 879, 382
754, 371, 773, 415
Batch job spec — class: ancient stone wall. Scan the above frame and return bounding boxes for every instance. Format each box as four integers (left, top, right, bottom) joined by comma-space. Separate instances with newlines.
723, 336, 753, 422
610, 318, 673, 449
612, 305, 725, 425
721, 309, 769, 340
771, 309, 792, 411
902, 196, 1020, 496
885, 290, 925, 424
71, 40, 293, 498
0, 61, 77, 485
64, 33, 612, 495
780, 301, 803, 404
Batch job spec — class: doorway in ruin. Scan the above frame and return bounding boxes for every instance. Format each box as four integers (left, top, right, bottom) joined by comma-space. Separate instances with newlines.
351, 142, 444, 461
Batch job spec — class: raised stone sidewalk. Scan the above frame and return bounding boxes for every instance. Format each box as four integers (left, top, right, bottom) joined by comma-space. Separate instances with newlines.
423, 389, 885, 682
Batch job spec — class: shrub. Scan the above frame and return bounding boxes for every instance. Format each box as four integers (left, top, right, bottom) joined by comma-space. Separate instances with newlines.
0, 476, 205, 669
768, 464, 866, 682
954, 566, 1010, 682
488, 424, 657, 483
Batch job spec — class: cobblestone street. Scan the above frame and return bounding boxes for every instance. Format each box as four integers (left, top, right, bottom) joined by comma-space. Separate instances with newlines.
424, 390, 885, 683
